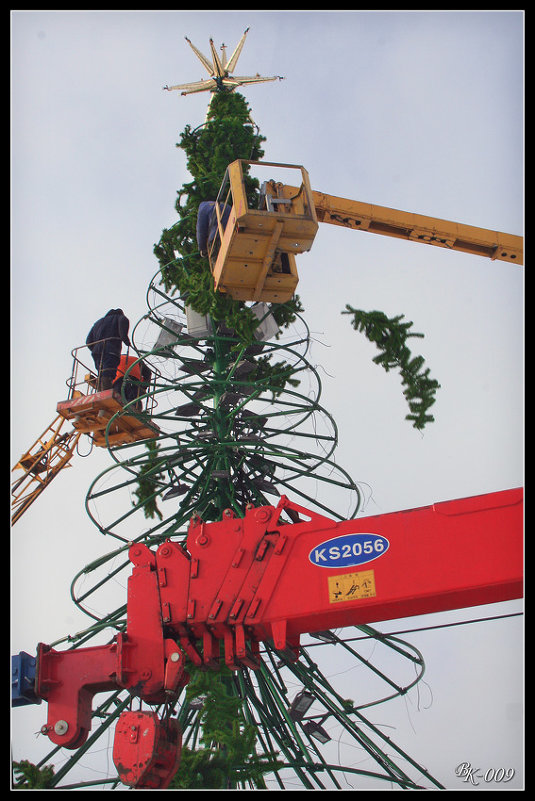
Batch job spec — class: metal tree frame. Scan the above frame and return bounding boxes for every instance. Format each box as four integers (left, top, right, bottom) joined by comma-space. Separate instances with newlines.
19, 262, 445, 789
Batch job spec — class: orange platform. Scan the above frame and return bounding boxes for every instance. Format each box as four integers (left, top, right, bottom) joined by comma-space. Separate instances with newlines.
57, 390, 159, 447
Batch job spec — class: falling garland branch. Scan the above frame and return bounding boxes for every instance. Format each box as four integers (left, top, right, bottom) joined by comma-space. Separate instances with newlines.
342, 306, 440, 430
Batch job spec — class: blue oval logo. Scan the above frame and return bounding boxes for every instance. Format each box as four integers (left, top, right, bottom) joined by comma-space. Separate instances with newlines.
308, 532, 389, 568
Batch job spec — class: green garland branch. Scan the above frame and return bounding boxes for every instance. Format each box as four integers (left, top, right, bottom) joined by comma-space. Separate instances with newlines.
342, 306, 440, 430
169, 666, 283, 789
153, 90, 304, 351
131, 439, 163, 520
12, 760, 55, 789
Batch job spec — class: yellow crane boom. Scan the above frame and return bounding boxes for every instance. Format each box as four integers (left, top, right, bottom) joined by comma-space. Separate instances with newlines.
11, 415, 82, 525
284, 186, 523, 265
208, 160, 523, 304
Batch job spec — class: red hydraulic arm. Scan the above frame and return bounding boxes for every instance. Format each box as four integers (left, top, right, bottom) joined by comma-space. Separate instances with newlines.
32, 487, 523, 787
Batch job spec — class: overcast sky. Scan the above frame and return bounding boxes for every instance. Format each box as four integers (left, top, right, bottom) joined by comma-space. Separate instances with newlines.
11, 10, 523, 789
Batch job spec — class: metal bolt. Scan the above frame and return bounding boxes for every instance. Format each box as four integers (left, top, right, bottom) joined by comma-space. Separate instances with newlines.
169, 652, 180, 663
54, 720, 69, 736
159, 545, 171, 558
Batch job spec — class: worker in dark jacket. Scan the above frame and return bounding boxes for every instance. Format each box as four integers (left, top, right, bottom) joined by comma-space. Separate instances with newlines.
196, 201, 231, 257
86, 309, 131, 390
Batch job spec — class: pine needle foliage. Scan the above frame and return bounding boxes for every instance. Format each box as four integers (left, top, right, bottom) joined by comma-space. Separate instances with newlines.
343, 306, 440, 430
153, 90, 303, 345
131, 438, 163, 520
169, 667, 283, 789
12, 760, 55, 789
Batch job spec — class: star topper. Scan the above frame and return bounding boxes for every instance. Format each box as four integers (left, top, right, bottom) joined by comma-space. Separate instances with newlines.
163, 27, 283, 98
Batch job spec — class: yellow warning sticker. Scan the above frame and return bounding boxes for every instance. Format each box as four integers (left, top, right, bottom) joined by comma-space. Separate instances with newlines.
328, 570, 376, 603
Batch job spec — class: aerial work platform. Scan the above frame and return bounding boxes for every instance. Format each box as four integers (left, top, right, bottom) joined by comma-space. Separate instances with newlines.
208, 160, 319, 303
12, 346, 159, 524
56, 345, 159, 448
56, 388, 159, 448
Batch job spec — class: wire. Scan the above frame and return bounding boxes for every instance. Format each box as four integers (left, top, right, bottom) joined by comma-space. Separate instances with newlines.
302, 611, 523, 649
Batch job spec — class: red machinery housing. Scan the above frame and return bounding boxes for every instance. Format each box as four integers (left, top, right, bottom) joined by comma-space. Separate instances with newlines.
32, 487, 523, 787
113, 711, 182, 788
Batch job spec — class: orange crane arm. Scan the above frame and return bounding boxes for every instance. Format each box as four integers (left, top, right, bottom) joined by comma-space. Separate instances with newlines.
283, 185, 523, 265
11, 415, 82, 525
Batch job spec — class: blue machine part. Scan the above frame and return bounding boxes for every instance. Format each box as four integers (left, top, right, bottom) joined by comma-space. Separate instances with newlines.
12, 651, 41, 706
